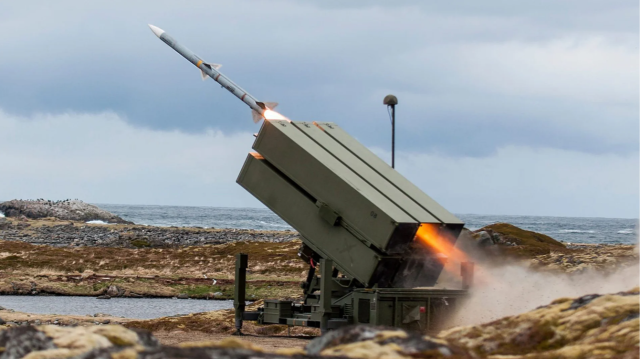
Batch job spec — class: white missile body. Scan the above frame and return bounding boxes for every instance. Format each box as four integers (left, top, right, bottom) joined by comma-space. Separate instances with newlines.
149, 24, 277, 123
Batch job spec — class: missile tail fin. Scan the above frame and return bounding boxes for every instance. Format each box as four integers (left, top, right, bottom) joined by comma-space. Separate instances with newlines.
200, 70, 209, 81
264, 102, 278, 110
202, 63, 222, 72
252, 110, 263, 123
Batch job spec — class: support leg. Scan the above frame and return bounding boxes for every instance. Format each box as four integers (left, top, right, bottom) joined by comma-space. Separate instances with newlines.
319, 258, 333, 334
233, 253, 248, 335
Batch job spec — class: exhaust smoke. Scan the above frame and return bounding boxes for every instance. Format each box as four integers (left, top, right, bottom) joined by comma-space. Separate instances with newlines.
441, 230, 639, 327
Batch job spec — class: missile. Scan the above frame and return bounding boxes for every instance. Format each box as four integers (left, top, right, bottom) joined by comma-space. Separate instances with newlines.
148, 24, 280, 123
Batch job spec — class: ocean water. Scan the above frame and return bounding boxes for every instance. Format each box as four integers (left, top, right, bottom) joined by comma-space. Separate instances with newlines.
98, 204, 290, 231
97, 204, 638, 245
460, 214, 637, 245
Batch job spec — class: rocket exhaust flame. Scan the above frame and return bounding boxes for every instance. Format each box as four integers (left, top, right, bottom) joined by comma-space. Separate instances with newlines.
415, 223, 469, 264
263, 109, 287, 120
415, 224, 479, 289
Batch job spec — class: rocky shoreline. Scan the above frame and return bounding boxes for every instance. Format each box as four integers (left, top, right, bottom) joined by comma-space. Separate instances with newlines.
0, 217, 298, 248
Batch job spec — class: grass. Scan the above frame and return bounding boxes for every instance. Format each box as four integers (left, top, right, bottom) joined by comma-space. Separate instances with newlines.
0, 239, 304, 278
174, 284, 221, 298
130, 239, 151, 248
0, 238, 306, 300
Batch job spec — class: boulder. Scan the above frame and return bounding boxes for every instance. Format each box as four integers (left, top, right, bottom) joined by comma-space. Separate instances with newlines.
473, 223, 566, 258
0, 326, 55, 358
0, 217, 11, 230
106, 285, 121, 297
306, 325, 469, 357
475, 230, 495, 246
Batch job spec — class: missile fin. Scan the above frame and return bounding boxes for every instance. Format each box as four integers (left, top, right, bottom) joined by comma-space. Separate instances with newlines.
252, 110, 264, 123
202, 63, 222, 71
264, 102, 278, 110
200, 70, 209, 81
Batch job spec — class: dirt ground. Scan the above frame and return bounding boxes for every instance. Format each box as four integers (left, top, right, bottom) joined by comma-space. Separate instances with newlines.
153, 331, 312, 351
0, 309, 133, 326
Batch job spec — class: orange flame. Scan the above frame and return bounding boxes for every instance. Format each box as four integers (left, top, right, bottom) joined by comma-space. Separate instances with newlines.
415, 223, 469, 264
263, 109, 288, 120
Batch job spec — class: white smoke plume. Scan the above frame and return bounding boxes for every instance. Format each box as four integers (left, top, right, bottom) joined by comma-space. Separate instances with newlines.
440, 231, 640, 327
448, 261, 639, 326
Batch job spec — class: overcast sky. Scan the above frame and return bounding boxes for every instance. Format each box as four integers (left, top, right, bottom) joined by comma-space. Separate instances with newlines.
0, 1, 637, 218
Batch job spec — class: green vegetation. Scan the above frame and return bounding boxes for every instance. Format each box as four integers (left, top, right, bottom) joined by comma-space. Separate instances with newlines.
173, 284, 220, 298
130, 239, 151, 248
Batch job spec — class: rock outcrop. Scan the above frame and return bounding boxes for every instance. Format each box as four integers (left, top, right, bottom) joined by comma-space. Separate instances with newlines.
471, 222, 567, 259
0, 199, 132, 224
530, 243, 638, 274
440, 287, 639, 358
0, 289, 635, 358
0, 324, 473, 358
306, 325, 470, 358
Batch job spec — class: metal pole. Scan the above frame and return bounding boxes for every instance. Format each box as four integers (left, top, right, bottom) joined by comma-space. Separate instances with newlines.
383, 94, 398, 169
391, 104, 395, 169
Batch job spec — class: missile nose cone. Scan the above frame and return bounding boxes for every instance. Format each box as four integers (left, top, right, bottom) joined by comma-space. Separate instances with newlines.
148, 24, 165, 38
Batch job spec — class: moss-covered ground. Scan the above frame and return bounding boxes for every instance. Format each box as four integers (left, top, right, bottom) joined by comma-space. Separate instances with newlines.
0, 239, 306, 299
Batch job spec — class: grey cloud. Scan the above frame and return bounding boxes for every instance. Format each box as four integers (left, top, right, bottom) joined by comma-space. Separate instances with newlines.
1, 109, 636, 218
0, 0, 636, 157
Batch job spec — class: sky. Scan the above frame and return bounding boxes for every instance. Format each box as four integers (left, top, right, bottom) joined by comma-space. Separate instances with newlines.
0, 1, 637, 218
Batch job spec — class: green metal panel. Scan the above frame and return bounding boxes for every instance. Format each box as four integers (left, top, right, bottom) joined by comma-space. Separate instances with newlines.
315, 122, 464, 226
253, 120, 418, 252
377, 299, 395, 326
236, 153, 384, 286
263, 300, 292, 324
291, 121, 438, 224
343, 288, 466, 330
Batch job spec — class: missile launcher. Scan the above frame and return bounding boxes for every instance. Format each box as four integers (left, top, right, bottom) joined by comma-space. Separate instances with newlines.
235, 120, 472, 334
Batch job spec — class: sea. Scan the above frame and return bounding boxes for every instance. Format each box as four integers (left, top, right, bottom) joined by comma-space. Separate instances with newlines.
97, 204, 638, 245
